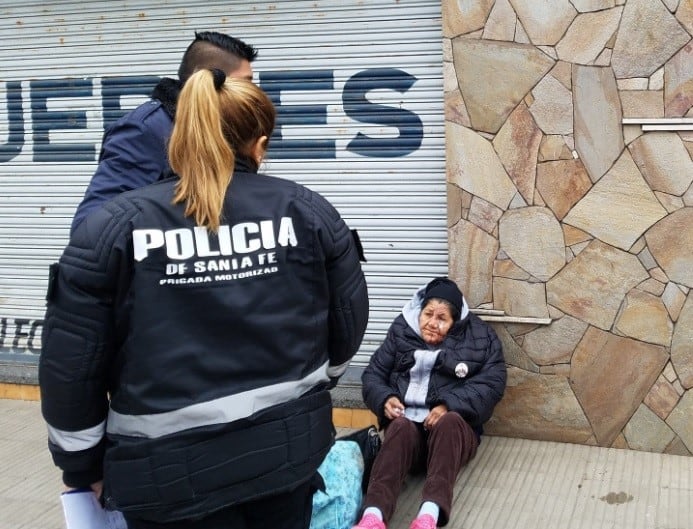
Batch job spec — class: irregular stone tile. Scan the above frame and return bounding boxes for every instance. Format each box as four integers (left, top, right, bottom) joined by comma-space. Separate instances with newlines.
468, 196, 503, 234
491, 323, 540, 372
485, 366, 593, 443
547, 240, 649, 329
442, 38, 453, 62
447, 183, 464, 227
664, 42, 693, 118
673, 379, 686, 395
494, 103, 542, 203
571, 327, 669, 445
645, 207, 693, 288
536, 159, 593, 220
556, 7, 622, 64
630, 236, 647, 254
645, 375, 682, 420
571, 0, 617, 11
442, 0, 495, 37
665, 437, 692, 456
508, 0, 577, 45
538, 135, 573, 161
620, 90, 664, 118
573, 65, 625, 182
449, 219, 498, 307
677, 0, 693, 33
537, 46, 558, 59
678, 129, 693, 142
523, 314, 588, 365
445, 89, 472, 128
666, 390, 693, 451
638, 246, 658, 270
624, 125, 644, 146
662, 282, 687, 321
671, 294, 693, 388
506, 323, 538, 337
514, 19, 531, 44
452, 38, 555, 133
563, 152, 668, 250
594, 48, 613, 67
499, 206, 566, 281
612, 0, 690, 78
617, 78, 650, 90
684, 184, 693, 209
655, 191, 685, 213
482, 0, 517, 42
529, 75, 573, 134
639, 278, 667, 296
649, 267, 669, 283
650, 67, 665, 90
663, 362, 678, 383
663, 0, 681, 11
494, 257, 531, 280
563, 134, 575, 151
570, 240, 591, 256
551, 61, 573, 89
494, 277, 550, 318
611, 434, 629, 449
447, 122, 517, 209
615, 289, 673, 346
562, 224, 592, 246
630, 132, 693, 196
624, 404, 676, 453
509, 192, 528, 209
443, 61, 458, 93
548, 305, 566, 319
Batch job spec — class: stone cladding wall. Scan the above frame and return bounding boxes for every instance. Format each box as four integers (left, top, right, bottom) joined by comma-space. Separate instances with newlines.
442, 0, 693, 454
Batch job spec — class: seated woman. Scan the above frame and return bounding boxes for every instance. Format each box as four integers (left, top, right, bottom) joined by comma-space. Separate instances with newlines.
353, 277, 507, 529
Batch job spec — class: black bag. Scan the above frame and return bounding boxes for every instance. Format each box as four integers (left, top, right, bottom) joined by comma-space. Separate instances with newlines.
337, 425, 382, 492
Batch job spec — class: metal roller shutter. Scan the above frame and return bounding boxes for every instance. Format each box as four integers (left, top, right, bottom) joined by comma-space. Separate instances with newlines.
0, 1, 446, 379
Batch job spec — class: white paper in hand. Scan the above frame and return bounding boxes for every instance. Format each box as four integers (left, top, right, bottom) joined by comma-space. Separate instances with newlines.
60, 490, 127, 529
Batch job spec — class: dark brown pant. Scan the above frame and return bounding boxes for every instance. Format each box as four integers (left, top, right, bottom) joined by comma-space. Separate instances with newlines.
363, 413, 479, 526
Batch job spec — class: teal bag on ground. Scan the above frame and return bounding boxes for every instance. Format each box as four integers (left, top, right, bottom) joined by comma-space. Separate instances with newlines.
310, 439, 364, 529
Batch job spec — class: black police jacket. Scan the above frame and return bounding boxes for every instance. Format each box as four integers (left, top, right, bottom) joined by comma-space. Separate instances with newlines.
39, 161, 369, 522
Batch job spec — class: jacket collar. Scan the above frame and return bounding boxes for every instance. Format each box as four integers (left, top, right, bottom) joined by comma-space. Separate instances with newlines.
234, 158, 258, 174
151, 77, 182, 119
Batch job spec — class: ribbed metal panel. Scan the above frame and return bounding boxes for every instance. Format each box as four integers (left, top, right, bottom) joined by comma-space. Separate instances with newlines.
0, 1, 446, 366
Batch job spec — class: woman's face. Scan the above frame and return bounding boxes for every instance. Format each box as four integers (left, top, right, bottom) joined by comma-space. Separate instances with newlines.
419, 299, 454, 345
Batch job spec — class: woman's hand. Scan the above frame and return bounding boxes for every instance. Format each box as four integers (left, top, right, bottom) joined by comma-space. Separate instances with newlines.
423, 404, 448, 430
384, 396, 405, 420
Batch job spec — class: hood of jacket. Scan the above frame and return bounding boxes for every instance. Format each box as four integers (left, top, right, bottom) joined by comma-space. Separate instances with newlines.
401, 282, 470, 339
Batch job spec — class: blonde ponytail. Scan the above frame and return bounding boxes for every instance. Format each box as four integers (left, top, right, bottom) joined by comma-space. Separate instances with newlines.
168, 70, 276, 232
169, 69, 234, 232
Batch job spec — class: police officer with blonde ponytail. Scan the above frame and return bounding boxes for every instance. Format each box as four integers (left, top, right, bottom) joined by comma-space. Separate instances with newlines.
40, 69, 369, 529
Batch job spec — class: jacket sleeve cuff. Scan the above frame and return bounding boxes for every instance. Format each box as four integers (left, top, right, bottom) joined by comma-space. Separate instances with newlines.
62, 464, 103, 489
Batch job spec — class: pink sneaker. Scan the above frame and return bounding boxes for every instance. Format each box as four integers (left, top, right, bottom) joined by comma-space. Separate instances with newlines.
409, 514, 437, 529
352, 513, 387, 529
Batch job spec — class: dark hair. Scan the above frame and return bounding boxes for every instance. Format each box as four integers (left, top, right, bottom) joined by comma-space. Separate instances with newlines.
178, 31, 258, 83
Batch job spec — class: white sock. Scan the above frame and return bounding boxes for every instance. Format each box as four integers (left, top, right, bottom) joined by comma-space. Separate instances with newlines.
363, 506, 384, 520
418, 501, 439, 521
